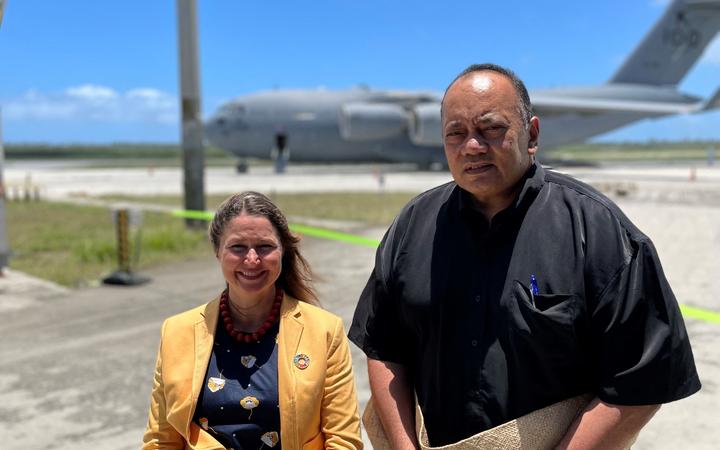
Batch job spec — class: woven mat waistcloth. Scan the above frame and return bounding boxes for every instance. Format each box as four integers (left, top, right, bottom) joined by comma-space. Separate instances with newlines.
362, 393, 625, 450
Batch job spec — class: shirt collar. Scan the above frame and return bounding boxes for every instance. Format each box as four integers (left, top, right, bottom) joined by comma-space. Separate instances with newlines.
457, 162, 546, 224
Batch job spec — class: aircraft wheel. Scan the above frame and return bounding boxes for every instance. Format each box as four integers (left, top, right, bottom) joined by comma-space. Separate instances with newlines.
236, 162, 249, 173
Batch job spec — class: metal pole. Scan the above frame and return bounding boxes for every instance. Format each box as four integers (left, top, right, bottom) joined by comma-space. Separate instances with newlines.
177, 0, 205, 229
0, 0, 7, 25
0, 108, 11, 272
0, 0, 6, 29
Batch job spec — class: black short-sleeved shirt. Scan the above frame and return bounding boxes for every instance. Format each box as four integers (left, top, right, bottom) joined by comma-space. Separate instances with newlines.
348, 163, 700, 446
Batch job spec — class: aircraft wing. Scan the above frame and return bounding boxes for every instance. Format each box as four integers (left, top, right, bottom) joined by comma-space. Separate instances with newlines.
530, 94, 704, 116
366, 90, 440, 108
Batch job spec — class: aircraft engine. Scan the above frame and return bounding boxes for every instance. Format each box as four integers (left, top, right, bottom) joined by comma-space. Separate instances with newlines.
409, 103, 442, 146
339, 103, 408, 141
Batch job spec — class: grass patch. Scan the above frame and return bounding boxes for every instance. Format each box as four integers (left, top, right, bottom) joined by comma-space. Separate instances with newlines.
226, 192, 416, 226
6, 192, 417, 287
278, 193, 412, 225
545, 142, 719, 163
4, 143, 239, 168
103, 192, 418, 227
5, 143, 229, 159
6, 201, 211, 287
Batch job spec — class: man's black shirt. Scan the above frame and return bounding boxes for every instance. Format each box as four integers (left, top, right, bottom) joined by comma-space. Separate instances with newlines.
348, 164, 700, 446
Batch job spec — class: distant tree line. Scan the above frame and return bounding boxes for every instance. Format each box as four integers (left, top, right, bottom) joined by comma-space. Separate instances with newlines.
4, 143, 228, 159
3, 141, 718, 162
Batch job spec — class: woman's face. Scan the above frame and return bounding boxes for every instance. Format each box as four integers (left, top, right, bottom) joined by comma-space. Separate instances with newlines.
216, 213, 283, 302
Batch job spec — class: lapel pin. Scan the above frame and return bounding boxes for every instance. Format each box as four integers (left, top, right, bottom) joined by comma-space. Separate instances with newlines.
293, 353, 310, 370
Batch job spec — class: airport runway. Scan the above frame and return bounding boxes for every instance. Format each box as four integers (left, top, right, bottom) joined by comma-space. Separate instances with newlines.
0, 163, 718, 449
4, 161, 720, 202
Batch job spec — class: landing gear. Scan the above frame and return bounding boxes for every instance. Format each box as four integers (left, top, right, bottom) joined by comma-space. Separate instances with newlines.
236, 161, 249, 173
272, 133, 289, 174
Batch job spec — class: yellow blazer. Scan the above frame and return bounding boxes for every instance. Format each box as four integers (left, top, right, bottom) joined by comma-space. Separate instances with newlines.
142, 295, 362, 450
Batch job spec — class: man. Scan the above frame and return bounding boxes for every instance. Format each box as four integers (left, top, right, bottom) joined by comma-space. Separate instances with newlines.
348, 64, 700, 449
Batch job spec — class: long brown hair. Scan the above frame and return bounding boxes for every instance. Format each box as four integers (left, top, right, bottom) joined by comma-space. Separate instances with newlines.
209, 191, 319, 305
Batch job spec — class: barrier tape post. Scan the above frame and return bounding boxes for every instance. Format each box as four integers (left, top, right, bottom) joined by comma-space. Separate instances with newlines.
103, 208, 150, 286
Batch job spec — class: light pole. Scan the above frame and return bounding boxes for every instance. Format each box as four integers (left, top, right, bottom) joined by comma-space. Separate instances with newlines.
177, 0, 206, 229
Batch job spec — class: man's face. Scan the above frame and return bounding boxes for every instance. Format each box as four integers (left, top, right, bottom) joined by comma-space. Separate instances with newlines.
442, 71, 539, 211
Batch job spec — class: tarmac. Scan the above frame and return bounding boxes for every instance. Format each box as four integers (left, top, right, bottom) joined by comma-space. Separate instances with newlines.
0, 162, 719, 449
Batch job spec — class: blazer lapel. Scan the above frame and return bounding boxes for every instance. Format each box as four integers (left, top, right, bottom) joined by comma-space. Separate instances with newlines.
278, 296, 304, 449
187, 298, 219, 438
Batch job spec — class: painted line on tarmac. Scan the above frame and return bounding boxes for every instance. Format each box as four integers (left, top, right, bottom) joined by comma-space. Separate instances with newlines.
171, 209, 719, 324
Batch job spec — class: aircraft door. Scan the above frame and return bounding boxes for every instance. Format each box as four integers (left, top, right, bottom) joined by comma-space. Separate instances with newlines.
272, 133, 289, 173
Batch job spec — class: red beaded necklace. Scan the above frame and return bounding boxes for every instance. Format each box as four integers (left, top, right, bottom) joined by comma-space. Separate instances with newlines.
219, 288, 283, 343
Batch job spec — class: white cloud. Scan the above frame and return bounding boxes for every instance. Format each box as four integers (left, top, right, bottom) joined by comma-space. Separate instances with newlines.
2, 85, 178, 124
126, 88, 166, 100
66, 84, 118, 101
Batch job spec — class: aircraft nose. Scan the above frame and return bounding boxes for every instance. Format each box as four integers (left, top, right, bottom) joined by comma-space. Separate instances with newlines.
205, 115, 230, 145
205, 102, 250, 148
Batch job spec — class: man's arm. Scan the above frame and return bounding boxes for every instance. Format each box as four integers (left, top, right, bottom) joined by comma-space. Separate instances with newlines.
367, 358, 419, 450
555, 398, 660, 450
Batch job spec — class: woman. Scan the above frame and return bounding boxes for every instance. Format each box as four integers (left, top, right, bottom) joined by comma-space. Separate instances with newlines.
142, 191, 362, 449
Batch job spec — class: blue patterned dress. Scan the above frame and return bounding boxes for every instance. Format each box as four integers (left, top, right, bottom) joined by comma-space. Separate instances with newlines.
193, 321, 281, 449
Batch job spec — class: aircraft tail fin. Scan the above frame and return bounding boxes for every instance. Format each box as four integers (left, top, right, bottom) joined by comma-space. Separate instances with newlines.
702, 86, 720, 110
610, 0, 720, 86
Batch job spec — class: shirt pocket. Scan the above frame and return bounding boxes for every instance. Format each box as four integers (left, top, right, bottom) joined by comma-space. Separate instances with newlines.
512, 279, 576, 316
503, 280, 580, 364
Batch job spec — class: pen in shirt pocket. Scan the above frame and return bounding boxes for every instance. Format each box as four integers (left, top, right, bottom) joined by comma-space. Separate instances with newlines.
529, 274, 539, 307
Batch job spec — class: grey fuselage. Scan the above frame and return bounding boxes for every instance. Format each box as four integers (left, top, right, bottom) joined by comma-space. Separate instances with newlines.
205, 88, 446, 165
205, 84, 703, 165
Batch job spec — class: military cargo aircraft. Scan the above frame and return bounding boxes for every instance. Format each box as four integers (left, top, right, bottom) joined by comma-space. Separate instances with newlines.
206, 0, 720, 171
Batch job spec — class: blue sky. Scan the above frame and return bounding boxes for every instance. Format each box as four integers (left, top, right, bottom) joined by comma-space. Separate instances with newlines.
1, 0, 719, 144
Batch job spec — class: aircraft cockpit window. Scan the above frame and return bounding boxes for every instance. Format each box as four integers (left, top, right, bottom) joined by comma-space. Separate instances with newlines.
220, 103, 246, 116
